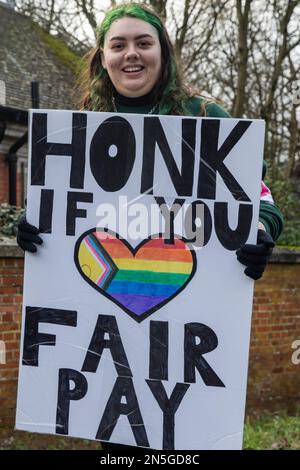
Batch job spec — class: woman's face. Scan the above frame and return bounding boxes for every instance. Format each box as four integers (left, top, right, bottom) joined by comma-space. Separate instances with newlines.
101, 17, 162, 97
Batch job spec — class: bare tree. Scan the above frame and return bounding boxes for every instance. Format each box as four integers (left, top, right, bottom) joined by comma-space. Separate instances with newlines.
232, 0, 251, 117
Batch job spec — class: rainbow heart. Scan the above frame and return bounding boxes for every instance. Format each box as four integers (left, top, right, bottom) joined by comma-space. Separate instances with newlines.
74, 229, 196, 322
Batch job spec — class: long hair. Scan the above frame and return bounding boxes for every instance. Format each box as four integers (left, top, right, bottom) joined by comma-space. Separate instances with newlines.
78, 3, 201, 115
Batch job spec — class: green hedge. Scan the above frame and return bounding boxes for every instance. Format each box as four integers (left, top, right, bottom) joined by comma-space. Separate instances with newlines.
0, 203, 25, 237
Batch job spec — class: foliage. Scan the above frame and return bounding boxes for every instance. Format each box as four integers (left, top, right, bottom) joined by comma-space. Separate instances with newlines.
0, 426, 102, 450
266, 178, 300, 247
0, 203, 25, 237
243, 407, 300, 450
277, 220, 300, 246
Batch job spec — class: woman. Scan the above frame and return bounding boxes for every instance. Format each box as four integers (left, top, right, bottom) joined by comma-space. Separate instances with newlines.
18, 2, 283, 276
17, 2, 283, 450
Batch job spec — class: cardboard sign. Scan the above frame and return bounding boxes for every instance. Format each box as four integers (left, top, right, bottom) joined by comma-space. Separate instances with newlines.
16, 110, 265, 449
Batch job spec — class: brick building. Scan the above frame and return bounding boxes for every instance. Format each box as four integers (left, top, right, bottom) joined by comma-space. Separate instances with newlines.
0, 1, 78, 207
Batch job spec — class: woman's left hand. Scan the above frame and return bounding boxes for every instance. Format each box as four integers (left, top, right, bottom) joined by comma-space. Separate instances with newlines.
236, 229, 275, 280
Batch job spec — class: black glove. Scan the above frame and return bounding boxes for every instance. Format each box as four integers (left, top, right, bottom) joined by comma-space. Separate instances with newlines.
236, 229, 275, 280
17, 215, 43, 253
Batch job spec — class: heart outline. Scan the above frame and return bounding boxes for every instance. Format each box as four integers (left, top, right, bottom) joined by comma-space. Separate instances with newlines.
74, 228, 197, 323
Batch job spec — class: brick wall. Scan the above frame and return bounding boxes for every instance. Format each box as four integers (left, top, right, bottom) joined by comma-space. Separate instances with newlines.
246, 258, 300, 416
0, 247, 23, 426
0, 245, 300, 428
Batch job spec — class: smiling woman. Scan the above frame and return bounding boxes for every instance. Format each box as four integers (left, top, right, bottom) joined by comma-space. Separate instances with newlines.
16, 1, 284, 451
78, 3, 204, 116
100, 17, 162, 98
18, 4, 283, 292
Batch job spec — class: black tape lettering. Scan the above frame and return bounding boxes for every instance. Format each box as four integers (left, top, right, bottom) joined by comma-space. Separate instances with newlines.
197, 120, 251, 201
214, 202, 253, 250
39, 189, 54, 234
66, 191, 93, 236
141, 118, 196, 196
90, 116, 136, 191
56, 368, 88, 435
22, 307, 77, 366
146, 380, 190, 450
184, 323, 225, 387
155, 197, 185, 244
96, 377, 149, 447
184, 199, 212, 246
81, 314, 132, 376
149, 321, 169, 380
31, 113, 86, 188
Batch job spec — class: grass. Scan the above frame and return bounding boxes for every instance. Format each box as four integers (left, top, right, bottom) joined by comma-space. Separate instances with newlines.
243, 407, 300, 450
276, 245, 300, 252
0, 427, 102, 450
1, 409, 300, 450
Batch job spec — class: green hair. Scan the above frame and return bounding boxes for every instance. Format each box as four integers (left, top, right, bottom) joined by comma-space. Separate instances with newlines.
97, 4, 163, 48
79, 3, 198, 115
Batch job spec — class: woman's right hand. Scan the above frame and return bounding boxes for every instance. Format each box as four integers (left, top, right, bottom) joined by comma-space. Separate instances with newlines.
17, 215, 43, 253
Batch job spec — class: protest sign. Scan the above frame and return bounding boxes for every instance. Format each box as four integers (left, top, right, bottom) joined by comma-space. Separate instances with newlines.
16, 110, 265, 449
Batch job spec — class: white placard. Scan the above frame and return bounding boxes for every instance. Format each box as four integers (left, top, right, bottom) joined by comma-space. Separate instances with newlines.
16, 110, 265, 450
